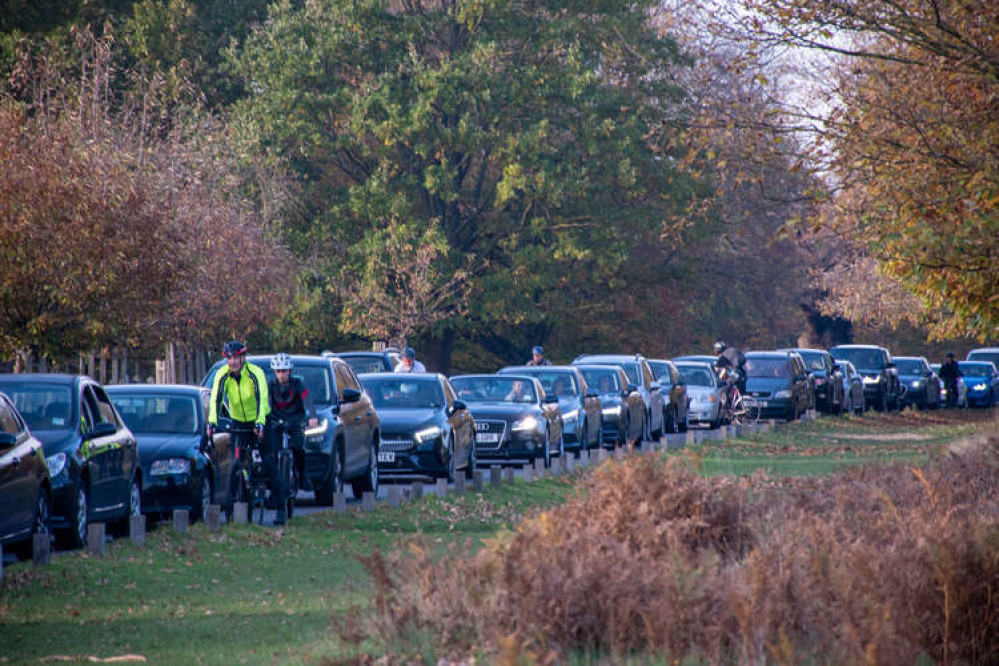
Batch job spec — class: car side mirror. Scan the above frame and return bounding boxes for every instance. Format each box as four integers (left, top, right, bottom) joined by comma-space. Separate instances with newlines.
887, 361, 896, 369
0, 432, 16, 451
83, 421, 117, 440
584, 388, 599, 399
625, 383, 638, 394
448, 400, 466, 415
649, 381, 661, 392
543, 395, 559, 404
341, 388, 362, 404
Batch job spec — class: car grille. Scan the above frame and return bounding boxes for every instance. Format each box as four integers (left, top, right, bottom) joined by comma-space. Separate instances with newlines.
381, 437, 414, 452
475, 419, 507, 450
748, 390, 772, 398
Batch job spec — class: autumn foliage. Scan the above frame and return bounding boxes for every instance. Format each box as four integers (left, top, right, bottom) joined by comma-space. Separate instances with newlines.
360, 428, 999, 662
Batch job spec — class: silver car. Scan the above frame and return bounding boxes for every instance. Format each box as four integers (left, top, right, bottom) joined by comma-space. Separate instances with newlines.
675, 362, 724, 429
837, 360, 866, 414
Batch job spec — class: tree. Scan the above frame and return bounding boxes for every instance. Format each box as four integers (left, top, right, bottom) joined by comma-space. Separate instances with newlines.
227, 0, 709, 366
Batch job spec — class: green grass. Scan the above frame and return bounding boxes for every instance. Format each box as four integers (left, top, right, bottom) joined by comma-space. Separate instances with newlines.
1, 410, 989, 664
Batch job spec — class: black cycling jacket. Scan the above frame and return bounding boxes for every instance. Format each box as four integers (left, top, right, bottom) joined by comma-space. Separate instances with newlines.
267, 376, 318, 421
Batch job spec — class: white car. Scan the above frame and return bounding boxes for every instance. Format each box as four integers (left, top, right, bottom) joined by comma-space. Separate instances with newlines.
675, 361, 724, 429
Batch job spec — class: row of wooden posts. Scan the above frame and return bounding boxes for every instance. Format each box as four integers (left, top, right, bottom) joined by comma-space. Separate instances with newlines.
2, 416, 793, 574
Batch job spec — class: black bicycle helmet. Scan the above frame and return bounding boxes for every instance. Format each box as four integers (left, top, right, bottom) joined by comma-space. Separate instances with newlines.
223, 340, 247, 358
713, 341, 727, 354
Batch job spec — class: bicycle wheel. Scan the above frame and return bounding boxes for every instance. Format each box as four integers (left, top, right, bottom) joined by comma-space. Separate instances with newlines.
729, 392, 748, 426
745, 401, 762, 423
280, 451, 296, 520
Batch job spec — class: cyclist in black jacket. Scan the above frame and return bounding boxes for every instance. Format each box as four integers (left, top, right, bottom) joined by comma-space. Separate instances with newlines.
265, 354, 319, 521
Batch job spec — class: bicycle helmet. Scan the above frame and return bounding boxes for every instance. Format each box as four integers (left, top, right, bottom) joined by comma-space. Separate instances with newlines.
270, 353, 293, 371
532, 345, 544, 355
223, 340, 247, 358
713, 341, 727, 354
402, 347, 416, 360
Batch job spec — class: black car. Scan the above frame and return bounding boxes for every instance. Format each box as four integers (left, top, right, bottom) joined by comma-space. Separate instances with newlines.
324, 349, 400, 375
497, 366, 602, 451
646, 359, 690, 432
742, 352, 811, 421
0, 392, 52, 559
778, 348, 844, 414
829, 345, 902, 412
203, 354, 380, 502
0, 374, 141, 548
359, 373, 475, 480
571, 354, 665, 441
573, 365, 644, 447
892, 357, 941, 410
107, 384, 238, 522
449, 375, 563, 467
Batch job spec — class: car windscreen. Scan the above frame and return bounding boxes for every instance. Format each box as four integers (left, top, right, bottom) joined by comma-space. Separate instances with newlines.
0, 384, 74, 431
360, 377, 442, 409
579, 368, 620, 394
797, 351, 826, 372
958, 363, 995, 378
110, 394, 200, 434
830, 348, 886, 369
451, 377, 537, 404
507, 371, 578, 397
745, 358, 790, 378
343, 357, 388, 374
265, 365, 335, 406
894, 359, 925, 375
678, 366, 716, 387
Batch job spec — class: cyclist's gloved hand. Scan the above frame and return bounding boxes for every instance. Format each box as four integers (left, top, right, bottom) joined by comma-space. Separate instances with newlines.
254, 423, 264, 440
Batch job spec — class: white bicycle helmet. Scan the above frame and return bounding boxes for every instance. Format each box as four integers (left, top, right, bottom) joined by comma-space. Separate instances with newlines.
270, 353, 293, 371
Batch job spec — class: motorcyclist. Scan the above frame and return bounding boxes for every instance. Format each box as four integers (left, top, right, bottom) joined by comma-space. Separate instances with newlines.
938, 352, 962, 409
265, 354, 320, 516
714, 341, 746, 410
207, 341, 274, 520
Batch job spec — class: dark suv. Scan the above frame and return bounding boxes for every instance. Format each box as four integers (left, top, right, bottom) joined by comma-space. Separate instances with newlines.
203, 354, 380, 502
829, 345, 901, 412
779, 348, 844, 414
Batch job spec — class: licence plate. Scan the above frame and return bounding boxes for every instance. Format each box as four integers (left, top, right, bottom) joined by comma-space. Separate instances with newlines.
744, 398, 768, 408
377, 451, 395, 463
476, 433, 500, 443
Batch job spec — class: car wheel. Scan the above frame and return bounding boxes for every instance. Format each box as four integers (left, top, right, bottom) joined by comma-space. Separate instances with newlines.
114, 476, 142, 535
543, 429, 551, 469
596, 427, 604, 450
315, 444, 344, 506
350, 434, 379, 499
194, 473, 212, 522
465, 439, 477, 480
224, 468, 246, 521
14, 488, 52, 560
444, 437, 456, 483
61, 483, 89, 549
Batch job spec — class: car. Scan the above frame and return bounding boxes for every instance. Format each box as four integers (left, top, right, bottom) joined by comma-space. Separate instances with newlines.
931, 363, 968, 408
671, 355, 718, 366
741, 352, 811, 421
829, 345, 902, 412
358, 373, 475, 480
646, 359, 690, 432
0, 374, 141, 548
0, 392, 52, 559
892, 357, 941, 410
837, 360, 866, 414
107, 384, 238, 522
497, 366, 602, 451
203, 354, 380, 502
675, 362, 725, 429
966, 347, 999, 368
778, 348, 844, 414
323, 349, 400, 375
570, 354, 665, 441
449, 374, 563, 467
957, 361, 999, 407
573, 365, 644, 447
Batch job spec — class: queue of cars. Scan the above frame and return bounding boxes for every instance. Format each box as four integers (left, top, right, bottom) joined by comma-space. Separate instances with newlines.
1, 345, 994, 559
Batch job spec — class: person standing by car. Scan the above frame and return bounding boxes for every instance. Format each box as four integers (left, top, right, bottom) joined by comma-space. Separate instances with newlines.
394, 347, 427, 373
939, 352, 962, 409
266, 354, 319, 503
207, 341, 272, 514
527, 345, 552, 366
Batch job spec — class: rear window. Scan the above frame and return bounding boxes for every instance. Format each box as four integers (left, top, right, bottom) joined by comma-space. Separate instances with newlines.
342, 356, 389, 374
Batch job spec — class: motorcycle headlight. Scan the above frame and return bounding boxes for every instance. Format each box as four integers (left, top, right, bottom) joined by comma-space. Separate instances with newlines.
150, 458, 191, 476
774, 390, 791, 399
512, 416, 539, 432
46, 452, 67, 478
414, 426, 442, 443
304, 418, 329, 438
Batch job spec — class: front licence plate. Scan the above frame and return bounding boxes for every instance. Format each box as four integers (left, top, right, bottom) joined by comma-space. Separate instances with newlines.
377, 451, 395, 463
476, 433, 500, 443
744, 398, 768, 408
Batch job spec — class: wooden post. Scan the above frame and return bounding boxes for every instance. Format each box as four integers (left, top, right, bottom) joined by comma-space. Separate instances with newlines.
87, 523, 106, 557
388, 485, 402, 506
534, 458, 545, 474
454, 473, 466, 495
565, 455, 575, 473
173, 509, 189, 534
333, 493, 347, 513
233, 502, 249, 524
503, 467, 515, 484
436, 478, 448, 497
598, 447, 609, 462
362, 491, 376, 511
130, 514, 146, 546
489, 465, 502, 488
524, 466, 534, 483
205, 505, 221, 531
32, 534, 51, 566
411, 483, 424, 500
473, 471, 484, 492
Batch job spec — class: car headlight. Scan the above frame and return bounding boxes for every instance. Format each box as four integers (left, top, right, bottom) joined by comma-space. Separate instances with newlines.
601, 406, 621, 418
150, 458, 191, 476
414, 426, 442, 443
512, 416, 539, 431
973, 383, 987, 391
46, 452, 67, 478
862, 375, 881, 384
304, 418, 329, 437
910, 380, 922, 388
774, 390, 791, 399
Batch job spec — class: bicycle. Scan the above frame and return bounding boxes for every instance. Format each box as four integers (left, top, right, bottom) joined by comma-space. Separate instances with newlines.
235, 422, 296, 525
722, 385, 761, 426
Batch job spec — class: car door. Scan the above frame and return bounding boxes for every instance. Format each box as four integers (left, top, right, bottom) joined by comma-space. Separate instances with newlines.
0, 394, 38, 540
200, 389, 233, 506
443, 379, 473, 466
619, 369, 644, 439
334, 363, 367, 476
81, 384, 131, 515
641, 361, 664, 433
790, 356, 808, 412
577, 373, 600, 445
